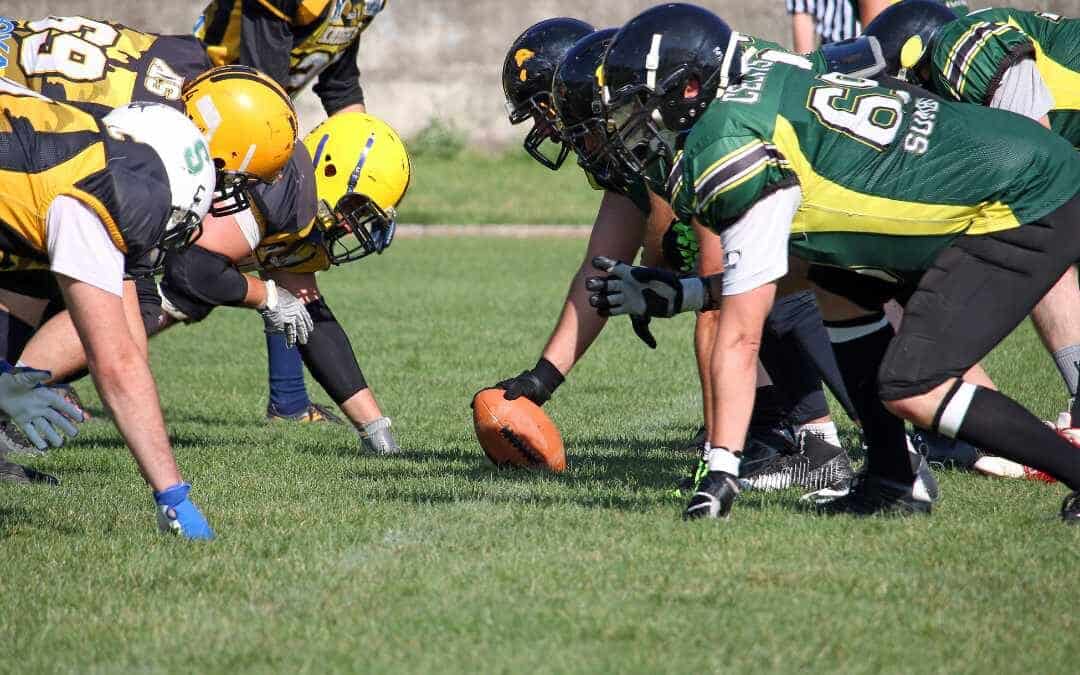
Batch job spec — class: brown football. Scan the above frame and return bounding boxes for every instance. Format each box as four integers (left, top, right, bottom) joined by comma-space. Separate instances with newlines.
472, 388, 566, 472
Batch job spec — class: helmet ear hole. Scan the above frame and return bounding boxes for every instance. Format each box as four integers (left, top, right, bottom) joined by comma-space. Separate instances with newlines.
213, 158, 226, 171
324, 164, 337, 178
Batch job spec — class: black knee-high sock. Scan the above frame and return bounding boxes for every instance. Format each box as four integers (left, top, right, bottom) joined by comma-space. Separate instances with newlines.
828, 314, 915, 482
956, 387, 1080, 490
0, 310, 36, 363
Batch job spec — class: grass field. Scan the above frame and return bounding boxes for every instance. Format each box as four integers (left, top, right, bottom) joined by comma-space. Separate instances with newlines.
397, 151, 601, 225
2, 237, 1078, 673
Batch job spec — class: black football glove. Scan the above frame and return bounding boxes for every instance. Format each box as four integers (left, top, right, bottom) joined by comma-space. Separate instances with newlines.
630, 315, 657, 349
494, 357, 565, 406
585, 256, 708, 319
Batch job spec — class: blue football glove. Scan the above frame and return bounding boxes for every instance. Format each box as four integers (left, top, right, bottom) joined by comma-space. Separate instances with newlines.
154, 483, 215, 540
0, 361, 83, 450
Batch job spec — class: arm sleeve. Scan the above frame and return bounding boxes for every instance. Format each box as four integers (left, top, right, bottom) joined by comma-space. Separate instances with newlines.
312, 37, 365, 115
238, 0, 299, 92
46, 195, 125, 297
987, 58, 1055, 121
297, 297, 368, 404
717, 186, 800, 296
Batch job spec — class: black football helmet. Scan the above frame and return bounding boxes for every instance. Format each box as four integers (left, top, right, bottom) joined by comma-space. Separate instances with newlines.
862, 0, 958, 82
551, 28, 621, 186
599, 3, 742, 178
502, 17, 595, 170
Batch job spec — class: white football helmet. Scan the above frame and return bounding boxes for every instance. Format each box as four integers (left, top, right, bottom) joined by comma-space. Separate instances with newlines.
102, 102, 216, 252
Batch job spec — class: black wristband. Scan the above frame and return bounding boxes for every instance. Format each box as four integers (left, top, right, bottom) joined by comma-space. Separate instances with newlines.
532, 357, 565, 394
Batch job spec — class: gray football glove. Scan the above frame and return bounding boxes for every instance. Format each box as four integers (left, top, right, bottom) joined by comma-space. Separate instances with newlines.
585, 256, 708, 318
258, 280, 314, 348
0, 363, 83, 450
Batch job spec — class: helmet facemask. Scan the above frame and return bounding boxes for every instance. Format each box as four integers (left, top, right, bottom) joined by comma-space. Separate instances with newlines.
210, 169, 261, 216
507, 92, 571, 170
316, 192, 397, 265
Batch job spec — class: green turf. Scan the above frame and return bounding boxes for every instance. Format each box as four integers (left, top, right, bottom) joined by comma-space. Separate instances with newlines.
2, 238, 1078, 673
396, 151, 601, 225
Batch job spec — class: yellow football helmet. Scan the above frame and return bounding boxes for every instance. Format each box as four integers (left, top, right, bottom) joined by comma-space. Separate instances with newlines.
303, 112, 411, 264
181, 65, 299, 216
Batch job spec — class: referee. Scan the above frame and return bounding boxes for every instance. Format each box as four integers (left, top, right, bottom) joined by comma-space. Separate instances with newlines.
787, 0, 890, 51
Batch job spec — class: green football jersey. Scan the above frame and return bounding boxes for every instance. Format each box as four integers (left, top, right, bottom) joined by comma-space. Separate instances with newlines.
929, 8, 1080, 146
671, 57, 1080, 277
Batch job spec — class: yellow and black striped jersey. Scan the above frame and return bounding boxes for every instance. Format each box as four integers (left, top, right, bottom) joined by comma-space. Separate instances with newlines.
196, 1, 386, 113
0, 79, 173, 267
0, 16, 211, 117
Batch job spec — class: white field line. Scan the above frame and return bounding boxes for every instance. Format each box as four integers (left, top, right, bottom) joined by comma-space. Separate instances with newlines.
396, 224, 591, 238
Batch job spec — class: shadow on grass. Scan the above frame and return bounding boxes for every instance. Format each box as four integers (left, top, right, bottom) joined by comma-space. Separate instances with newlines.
0, 503, 82, 536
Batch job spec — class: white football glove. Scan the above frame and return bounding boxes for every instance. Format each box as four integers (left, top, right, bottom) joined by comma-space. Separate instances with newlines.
258, 280, 314, 348
0, 363, 83, 450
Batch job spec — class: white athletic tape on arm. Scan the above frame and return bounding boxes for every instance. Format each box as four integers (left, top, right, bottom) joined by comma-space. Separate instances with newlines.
938, 382, 978, 439
234, 208, 263, 251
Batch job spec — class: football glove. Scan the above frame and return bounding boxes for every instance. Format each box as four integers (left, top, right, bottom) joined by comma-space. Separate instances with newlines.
154, 482, 214, 540
0, 362, 83, 450
258, 280, 314, 348
494, 357, 565, 406
586, 256, 708, 319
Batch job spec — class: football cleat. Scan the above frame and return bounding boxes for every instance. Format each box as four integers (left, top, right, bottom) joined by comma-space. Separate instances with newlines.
910, 429, 978, 469
359, 416, 401, 455
0, 457, 59, 485
683, 471, 740, 520
266, 402, 344, 425
740, 432, 854, 493
816, 470, 932, 517
1061, 492, 1080, 524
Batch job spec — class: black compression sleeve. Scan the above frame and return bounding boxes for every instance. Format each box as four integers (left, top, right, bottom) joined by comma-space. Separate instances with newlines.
312, 37, 365, 114
162, 246, 249, 308
297, 297, 368, 404
239, 0, 296, 91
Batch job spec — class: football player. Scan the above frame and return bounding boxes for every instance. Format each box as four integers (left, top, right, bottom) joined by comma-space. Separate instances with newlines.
865, 3, 1080, 440
592, 4, 1080, 521
491, 19, 857, 496
0, 81, 217, 538
18, 109, 410, 455
0, 16, 327, 433
196, 0, 391, 423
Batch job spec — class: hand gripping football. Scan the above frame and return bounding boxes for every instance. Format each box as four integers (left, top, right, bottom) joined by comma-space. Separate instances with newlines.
472, 388, 565, 472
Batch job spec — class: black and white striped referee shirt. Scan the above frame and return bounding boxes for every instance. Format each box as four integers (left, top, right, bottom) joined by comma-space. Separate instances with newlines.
786, 0, 861, 44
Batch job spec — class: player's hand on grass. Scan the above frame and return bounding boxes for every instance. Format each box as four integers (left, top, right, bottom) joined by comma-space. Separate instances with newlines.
0, 361, 83, 450
154, 482, 214, 540
494, 357, 565, 406
586, 256, 707, 319
258, 280, 314, 348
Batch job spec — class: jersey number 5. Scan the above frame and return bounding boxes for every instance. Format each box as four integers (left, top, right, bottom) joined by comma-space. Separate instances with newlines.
807, 73, 904, 150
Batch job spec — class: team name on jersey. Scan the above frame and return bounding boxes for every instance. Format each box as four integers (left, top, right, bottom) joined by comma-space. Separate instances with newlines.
319, 25, 360, 46
0, 17, 14, 68
721, 57, 777, 104
904, 97, 939, 156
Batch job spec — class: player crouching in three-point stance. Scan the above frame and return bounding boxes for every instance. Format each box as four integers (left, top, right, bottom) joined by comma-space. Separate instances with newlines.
590, 4, 1080, 522
0, 80, 217, 537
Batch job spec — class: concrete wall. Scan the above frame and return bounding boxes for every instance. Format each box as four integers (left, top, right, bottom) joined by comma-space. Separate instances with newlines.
5, 1, 1077, 145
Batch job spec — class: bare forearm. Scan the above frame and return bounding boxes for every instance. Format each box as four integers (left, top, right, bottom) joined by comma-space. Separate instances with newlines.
89, 349, 179, 490
792, 13, 816, 54
541, 269, 608, 375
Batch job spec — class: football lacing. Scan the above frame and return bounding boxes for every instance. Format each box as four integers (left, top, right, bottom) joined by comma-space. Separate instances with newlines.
500, 426, 544, 466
